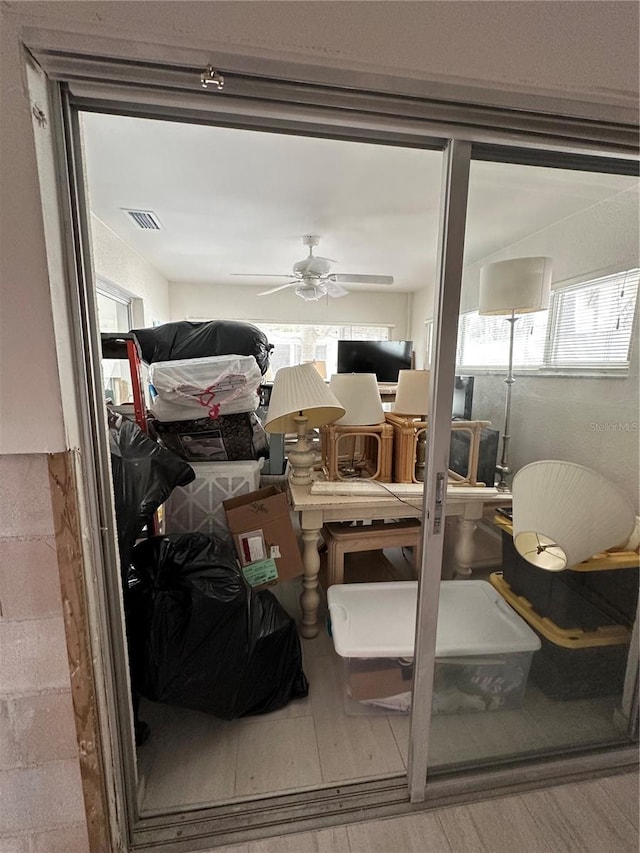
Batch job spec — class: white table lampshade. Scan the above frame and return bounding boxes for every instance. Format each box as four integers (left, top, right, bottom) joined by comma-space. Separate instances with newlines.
479, 256, 552, 315
393, 369, 430, 416
512, 460, 635, 571
304, 359, 327, 380
264, 362, 345, 433
329, 374, 385, 425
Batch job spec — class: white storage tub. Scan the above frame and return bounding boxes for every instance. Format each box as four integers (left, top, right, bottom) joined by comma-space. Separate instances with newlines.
327, 580, 541, 714
163, 459, 263, 539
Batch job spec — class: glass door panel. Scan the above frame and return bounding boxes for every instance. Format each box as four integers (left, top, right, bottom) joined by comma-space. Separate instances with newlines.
424, 155, 639, 771
79, 108, 447, 812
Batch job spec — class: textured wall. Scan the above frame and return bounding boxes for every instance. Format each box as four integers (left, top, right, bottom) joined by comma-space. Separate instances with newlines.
91, 214, 171, 327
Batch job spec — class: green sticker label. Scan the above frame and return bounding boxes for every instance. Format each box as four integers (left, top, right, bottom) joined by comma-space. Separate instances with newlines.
242, 558, 279, 587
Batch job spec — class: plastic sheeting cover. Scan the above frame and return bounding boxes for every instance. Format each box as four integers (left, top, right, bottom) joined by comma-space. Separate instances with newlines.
108, 411, 195, 579
131, 320, 273, 374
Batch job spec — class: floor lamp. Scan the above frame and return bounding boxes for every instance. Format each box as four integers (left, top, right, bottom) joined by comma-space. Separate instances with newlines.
478, 257, 552, 492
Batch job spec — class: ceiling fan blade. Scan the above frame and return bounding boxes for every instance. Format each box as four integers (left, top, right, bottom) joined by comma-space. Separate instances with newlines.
231, 273, 291, 278
325, 281, 349, 298
330, 274, 394, 286
258, 281, 297, 296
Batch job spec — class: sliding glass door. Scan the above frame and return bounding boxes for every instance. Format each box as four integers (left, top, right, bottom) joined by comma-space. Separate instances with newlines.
418, 150, 639, 775
29, 40, 638, 848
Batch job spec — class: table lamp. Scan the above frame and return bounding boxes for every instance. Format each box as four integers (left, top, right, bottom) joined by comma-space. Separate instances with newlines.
328, 373, 386, 477
264, 362, 345, 485
479, 256, 552, 491
393, 369, 431, 480
512, 460, 635, 570
393, 369, 430, 416
329, 373, 385, 425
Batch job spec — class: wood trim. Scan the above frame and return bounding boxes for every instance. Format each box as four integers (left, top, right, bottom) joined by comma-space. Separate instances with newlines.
48, 451, 114, 853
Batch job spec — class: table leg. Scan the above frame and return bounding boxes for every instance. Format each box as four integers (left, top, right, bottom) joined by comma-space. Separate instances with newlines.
299, 511, 323, 638
454, 502, 486, 577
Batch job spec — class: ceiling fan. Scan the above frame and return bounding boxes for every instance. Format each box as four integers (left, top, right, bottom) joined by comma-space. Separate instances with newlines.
233, 235, 394, 301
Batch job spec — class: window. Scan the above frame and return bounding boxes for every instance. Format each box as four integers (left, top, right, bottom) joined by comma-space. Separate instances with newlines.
253, 322, 392, 376
96, 286, 135, 404
547, 270, 638, 368
456, 268, 639, 373
96, 287, 131, 333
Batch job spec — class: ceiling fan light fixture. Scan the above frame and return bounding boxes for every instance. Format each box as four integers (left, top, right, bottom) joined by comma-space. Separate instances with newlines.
295, 282, 327, 301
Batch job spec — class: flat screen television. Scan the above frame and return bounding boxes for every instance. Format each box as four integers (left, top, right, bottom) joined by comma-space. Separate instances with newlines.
337, 340, 413, 383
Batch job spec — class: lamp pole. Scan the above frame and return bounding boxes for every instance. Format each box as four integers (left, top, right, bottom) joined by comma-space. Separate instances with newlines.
496, 310, 518, 492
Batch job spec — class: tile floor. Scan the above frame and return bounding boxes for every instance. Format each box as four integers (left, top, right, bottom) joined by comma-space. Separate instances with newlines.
136, 549, 630, 816
229, 771, 639, 853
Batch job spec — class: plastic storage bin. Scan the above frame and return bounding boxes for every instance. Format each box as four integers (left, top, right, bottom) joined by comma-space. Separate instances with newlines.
327, 580, 541, 714
500, 528, 638, 627
163, 459, 262, 539
490, 572, 631, 700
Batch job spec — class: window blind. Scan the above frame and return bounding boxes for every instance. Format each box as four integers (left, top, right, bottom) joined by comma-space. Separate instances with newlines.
456, 268, 638, 373
547, 269, 639, 368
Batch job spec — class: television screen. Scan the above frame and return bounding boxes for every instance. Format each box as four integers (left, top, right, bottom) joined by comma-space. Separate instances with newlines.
452, 375, 474, 420
337, 340, 413, 383
449, 427, 499, 487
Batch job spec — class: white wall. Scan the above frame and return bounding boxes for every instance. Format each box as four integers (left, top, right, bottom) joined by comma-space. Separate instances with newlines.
91, 215, 171, 327
2, 1, 638, 454
169, 281, 410, 335
447, 188, 639, 510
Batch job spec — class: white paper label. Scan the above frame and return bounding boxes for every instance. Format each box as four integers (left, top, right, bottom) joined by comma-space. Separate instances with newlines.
248, 536, 266, 562
270, 545, 281, 559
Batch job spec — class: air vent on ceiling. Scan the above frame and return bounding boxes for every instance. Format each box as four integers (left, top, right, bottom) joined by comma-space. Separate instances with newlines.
122, 209, 162, 230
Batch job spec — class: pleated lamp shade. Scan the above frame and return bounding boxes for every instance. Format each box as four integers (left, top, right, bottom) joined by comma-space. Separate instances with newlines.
329, 374, 385, 425
479, 256, 552, 315
393, 370, 430, 416
264, 362, 345, 433
512, 460, 635, 571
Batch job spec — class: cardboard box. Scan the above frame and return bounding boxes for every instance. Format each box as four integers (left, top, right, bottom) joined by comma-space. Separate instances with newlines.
223, 486, 303, 585
348, 658, 414, 701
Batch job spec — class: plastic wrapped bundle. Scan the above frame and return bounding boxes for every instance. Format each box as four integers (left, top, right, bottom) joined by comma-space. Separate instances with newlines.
129, 533, 309, 719
149, 354, 262, 421
131, 320, 273, 374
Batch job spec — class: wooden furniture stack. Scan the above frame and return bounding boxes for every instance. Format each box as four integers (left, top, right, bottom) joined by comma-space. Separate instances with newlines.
385, 413, 491, 485
319, 421, 394, 482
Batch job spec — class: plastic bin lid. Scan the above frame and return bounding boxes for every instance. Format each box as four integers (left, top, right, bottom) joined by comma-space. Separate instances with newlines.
188, 459, 264, 474
327, 580, 541, 658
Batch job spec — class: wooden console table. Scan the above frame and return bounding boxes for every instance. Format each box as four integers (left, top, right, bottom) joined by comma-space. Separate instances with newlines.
288, 479, 511, 637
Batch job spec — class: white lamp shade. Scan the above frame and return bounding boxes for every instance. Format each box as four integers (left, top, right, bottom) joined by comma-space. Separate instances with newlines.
264, 362, 345, 433
311, 360, 327, 380
329, 373, 385, 425
512, 460, 635, 571
479, 257, 552, 315
393, 370, 430, 416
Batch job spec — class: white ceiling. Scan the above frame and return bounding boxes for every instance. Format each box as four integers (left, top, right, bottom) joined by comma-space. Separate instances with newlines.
80, 112, 636, 294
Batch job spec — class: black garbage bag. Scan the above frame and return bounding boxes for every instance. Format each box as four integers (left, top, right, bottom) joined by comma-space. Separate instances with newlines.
108, 411, 195, 579
129, 533, 309, 719
131, 320, 274, 374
